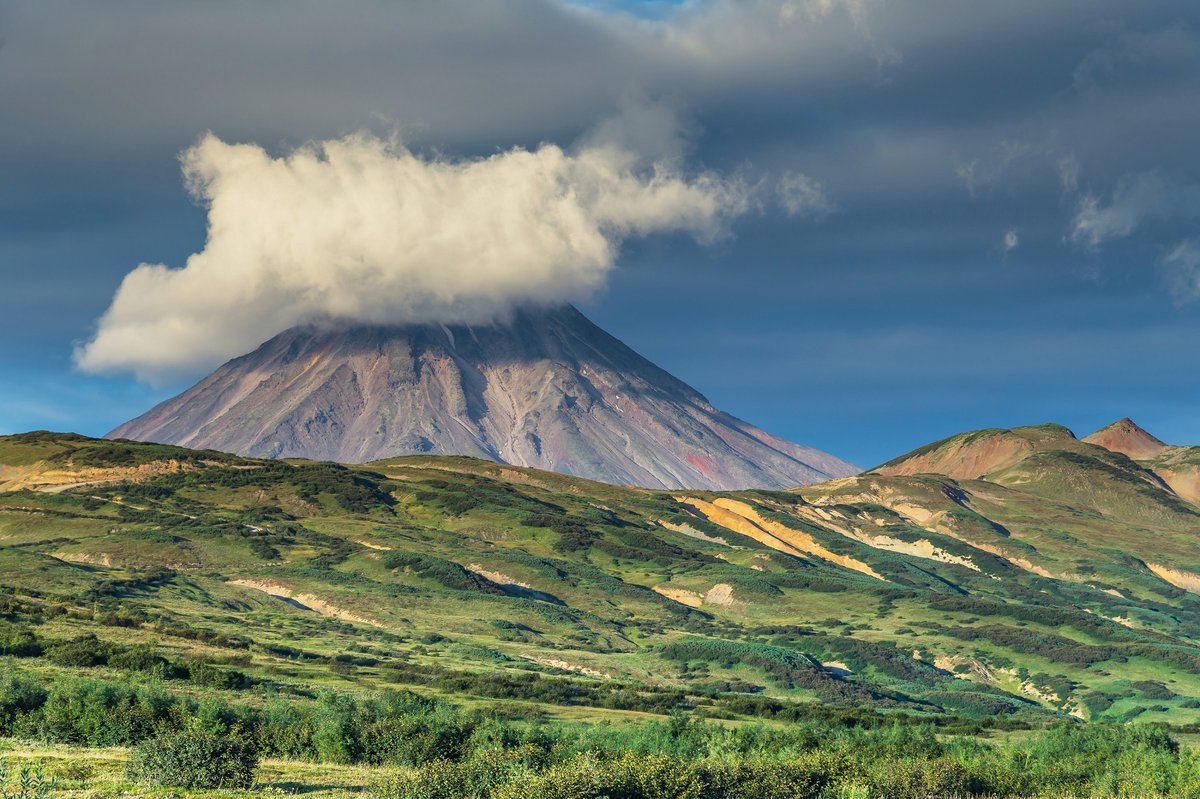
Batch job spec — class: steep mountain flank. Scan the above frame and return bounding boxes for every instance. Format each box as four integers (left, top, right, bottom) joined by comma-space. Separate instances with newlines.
110, 305, 856, 490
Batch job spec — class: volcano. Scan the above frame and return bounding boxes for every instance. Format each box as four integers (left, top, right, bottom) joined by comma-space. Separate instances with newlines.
110, 305, 856, 489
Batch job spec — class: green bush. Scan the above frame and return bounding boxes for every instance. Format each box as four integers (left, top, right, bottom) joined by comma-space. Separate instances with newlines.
107, 645, 170, 676
0, 676, 47, 731
43, 635, 111, 667
699, 753, 845, 799
492, 753, 703, 799
864, 755, 973, 799
126, 730, 258, 789
184, 660, 249, 689
376, 747, 538, 799
0, 624, 41, 658
30, 677, 177, 746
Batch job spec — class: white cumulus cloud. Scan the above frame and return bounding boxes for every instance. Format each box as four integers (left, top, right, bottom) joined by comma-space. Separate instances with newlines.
76, 131, 748, 383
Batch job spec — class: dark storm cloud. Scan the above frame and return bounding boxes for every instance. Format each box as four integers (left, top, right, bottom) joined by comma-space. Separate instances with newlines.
4, 0, 1200, 461
4, 1, 1197, 236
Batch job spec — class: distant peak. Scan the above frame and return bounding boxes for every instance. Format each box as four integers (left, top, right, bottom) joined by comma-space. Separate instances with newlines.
1083, 418, 1167, 461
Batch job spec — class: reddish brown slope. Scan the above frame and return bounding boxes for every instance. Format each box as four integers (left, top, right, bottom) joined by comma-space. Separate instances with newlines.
1083, 418, 1169, 461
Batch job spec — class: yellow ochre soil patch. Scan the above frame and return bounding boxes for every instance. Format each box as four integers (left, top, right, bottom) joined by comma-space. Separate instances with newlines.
1155, 465, 1200, 504
1147, 563, 1200, 594
792, 503, 980, 572
652, 582, 741, 609
813, 485, 1065, 580
676, 497, 884, 581
520, 655, 610, 679
228, 579, 384, 627
652, 585, 703, 607
0, 458, 192, 493
52, 551, 114, 567
468, 564, 533, 589
655, 519, 732, 546
702, 583, 738, 607
354, 537, 393, 550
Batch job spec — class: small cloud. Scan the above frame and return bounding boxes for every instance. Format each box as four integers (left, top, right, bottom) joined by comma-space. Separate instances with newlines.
777, 171, 835, 217
1068, 170, 1200, 250
953, 140, 1032, 198
1003, 229, 1019, 252
1162, 238, 1200, 303
1057, 154, 1079, 195
954, 159, 980, 198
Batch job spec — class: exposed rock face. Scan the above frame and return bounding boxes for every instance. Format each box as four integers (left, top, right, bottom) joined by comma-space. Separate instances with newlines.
110, 305, 857, 490
1083, 418, 1169, 461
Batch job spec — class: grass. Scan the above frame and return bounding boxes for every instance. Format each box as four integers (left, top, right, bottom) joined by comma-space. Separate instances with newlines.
0, 741, 380, 797
4, 431, 1200, 794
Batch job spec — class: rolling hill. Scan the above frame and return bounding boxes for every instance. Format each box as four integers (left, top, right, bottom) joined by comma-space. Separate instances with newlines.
3, 425, 1200, 735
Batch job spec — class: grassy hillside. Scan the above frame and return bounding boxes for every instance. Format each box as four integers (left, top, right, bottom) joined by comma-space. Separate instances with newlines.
5, 429, 1200, 795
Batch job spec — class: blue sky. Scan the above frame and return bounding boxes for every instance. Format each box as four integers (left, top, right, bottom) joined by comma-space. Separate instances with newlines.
3, 0, 1200, 468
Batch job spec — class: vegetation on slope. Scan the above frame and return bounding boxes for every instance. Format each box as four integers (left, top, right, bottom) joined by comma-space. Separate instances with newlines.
4, 431, 1200, 794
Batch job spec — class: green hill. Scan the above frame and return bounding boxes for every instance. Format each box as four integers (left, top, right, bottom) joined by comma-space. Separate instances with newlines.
4, 429, 1200, 720
5, 428, 1200, 794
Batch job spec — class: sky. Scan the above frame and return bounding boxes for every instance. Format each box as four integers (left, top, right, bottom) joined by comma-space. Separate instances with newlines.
3, 0, 1200, 468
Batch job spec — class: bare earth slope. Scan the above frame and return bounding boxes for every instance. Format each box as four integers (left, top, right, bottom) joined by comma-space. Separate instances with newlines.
110, 305, 856, 490
1083, 417, 1169, 460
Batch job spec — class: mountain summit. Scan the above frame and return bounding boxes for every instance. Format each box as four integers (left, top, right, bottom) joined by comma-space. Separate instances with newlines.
110, 305, 856, 490
1082, 417, 1169, 461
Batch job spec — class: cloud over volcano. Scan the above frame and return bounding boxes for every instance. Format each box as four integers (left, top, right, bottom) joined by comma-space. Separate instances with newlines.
76, 128, 747, 383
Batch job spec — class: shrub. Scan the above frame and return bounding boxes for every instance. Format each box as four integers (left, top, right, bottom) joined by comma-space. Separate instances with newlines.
0, 676, 47, 732
185, 660, 250, 689
31, 677, 177, 746
107, 645, 170, 677
493, 753, 704, 799
1132, 679, 1176, 700
126, 730, 258, 789
700, 754, 842, 799
0, 624, 41, 658
376, 747, 537, 799
864, 755, 973, 799
43, 635, 111, 667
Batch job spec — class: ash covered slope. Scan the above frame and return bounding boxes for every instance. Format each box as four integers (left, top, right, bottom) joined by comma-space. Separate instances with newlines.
110, 305, 856, 490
